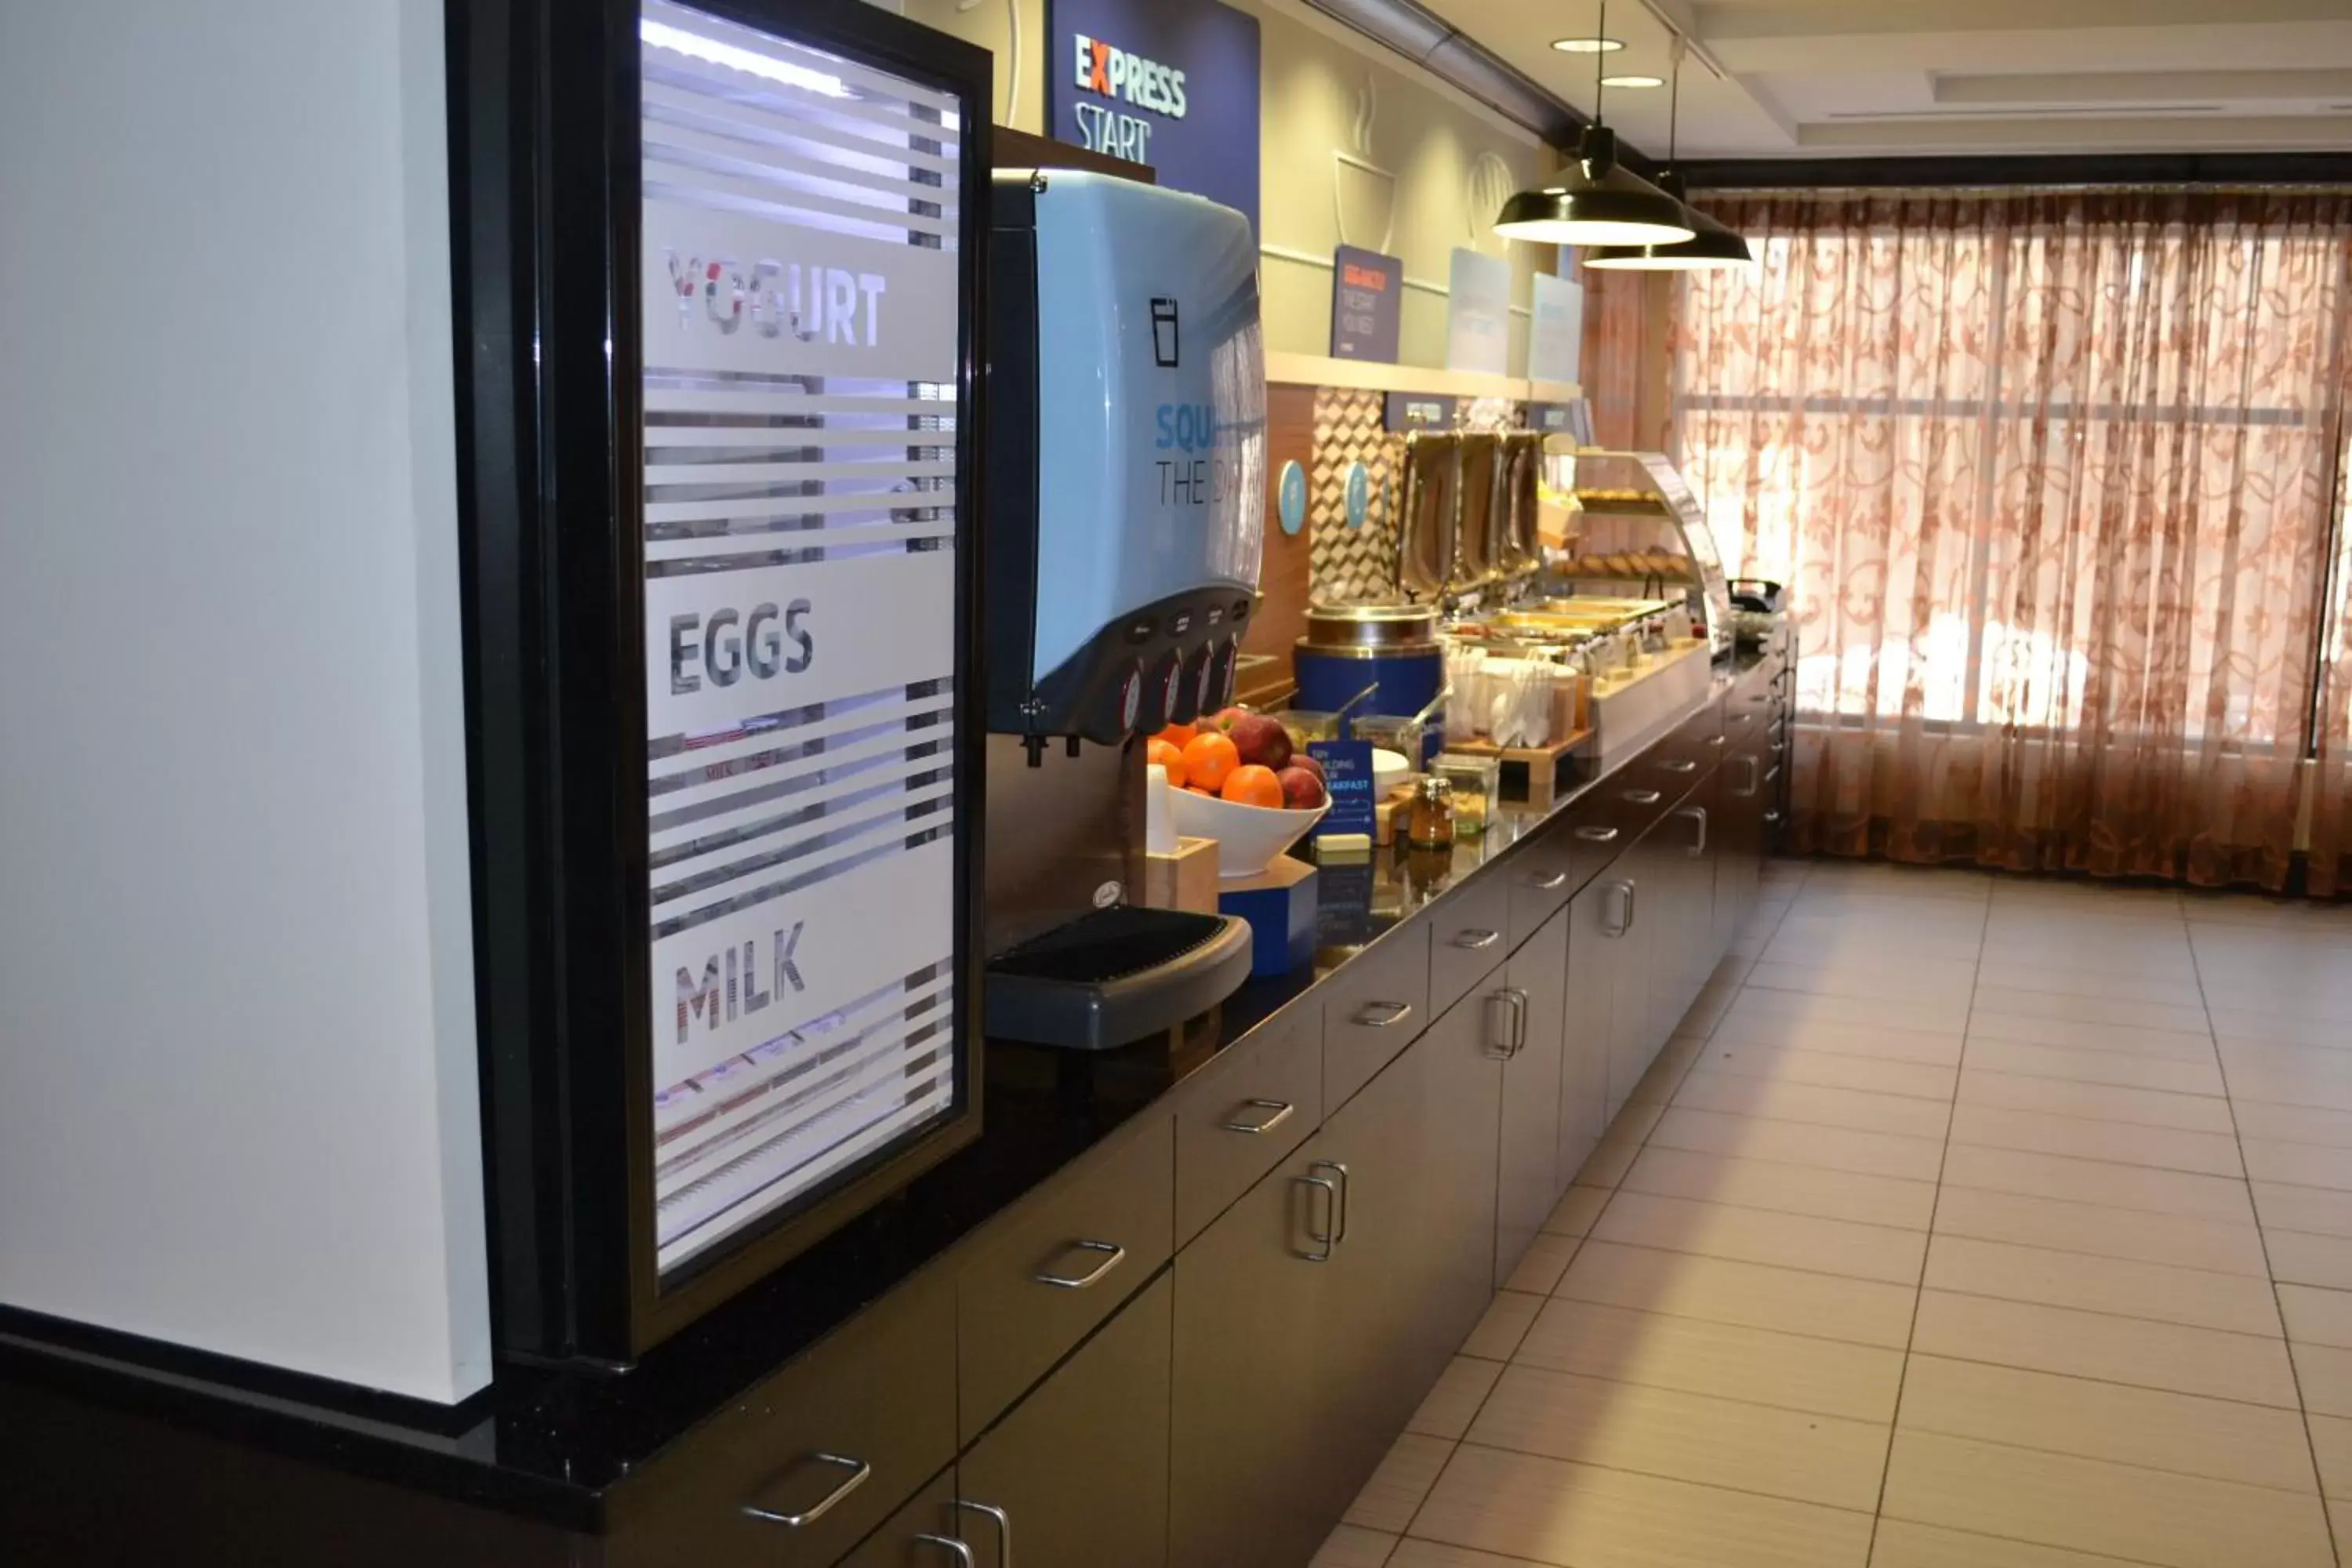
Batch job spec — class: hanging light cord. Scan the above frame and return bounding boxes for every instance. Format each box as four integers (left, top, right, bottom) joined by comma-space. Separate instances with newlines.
1593, 0, 1607, 131
1667, 37, 1680, 172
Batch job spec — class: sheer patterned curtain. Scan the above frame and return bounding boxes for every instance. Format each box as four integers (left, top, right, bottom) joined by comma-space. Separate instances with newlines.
1675, 187, 2352, 895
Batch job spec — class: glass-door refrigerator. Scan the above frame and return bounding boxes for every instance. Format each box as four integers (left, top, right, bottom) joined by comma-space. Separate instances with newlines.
448, 0, 989, 1363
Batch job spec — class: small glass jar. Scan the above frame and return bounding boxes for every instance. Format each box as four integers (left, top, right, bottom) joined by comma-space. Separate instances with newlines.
1436, 753, 1501, 837
1406, 775, 1456, 850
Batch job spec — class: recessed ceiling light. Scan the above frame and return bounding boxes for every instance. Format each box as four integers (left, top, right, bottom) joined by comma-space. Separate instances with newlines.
1552, 37, 1624, 53
1600, 74, 1664, 89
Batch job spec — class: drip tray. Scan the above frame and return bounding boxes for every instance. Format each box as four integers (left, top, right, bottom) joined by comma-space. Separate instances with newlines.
985, 906, 1254, 1051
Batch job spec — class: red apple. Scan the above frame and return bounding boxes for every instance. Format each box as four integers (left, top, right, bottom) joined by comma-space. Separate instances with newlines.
1211, 706, 1250, 734
1276, 764, 1325, 810
1287, 753, 1325, 786
1227, 712, 1293, 771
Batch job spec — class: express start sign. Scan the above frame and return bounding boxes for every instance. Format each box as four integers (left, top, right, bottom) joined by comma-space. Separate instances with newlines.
1051, 0, 1258, 235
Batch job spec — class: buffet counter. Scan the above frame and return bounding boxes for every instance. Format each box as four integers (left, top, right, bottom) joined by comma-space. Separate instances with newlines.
2, 640, 1792, 1568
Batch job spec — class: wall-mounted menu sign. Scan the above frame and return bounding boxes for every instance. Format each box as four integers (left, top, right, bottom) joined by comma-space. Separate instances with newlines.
1329, 244, 1403, 363
1050, 0, 1261, 234
638, 0, 966, 1280
1444, 246, 1512, 377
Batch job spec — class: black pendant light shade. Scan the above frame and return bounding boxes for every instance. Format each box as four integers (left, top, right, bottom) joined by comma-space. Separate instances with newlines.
1494, 125, 1695, 248
1584, 174, 1752, 270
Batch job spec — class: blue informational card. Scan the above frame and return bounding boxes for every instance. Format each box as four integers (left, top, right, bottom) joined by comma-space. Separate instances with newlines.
1308, 739, 1377, 839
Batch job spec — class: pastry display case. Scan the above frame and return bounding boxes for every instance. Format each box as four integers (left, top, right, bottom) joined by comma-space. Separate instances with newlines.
1552, 448, 1733, 659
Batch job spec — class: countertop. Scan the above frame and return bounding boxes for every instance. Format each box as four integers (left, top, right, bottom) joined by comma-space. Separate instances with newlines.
0, 648, 1779, 1531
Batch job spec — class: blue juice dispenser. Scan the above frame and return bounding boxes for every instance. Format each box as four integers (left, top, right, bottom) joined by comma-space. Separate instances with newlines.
985, 170, 1268, 754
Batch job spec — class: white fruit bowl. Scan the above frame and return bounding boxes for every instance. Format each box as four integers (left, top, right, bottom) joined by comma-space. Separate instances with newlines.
1167, 789, 1330, 878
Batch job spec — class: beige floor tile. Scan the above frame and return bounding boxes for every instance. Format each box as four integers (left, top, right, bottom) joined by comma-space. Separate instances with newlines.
1467, 1363, 1889, 1512
1938, 1143, 2255, 1223
2305, 1413, 2352, 1501
1910, 1290, 2302, 1407
2265, 1230, 2352, 1293
1704, 1014, 1965, 1065
1723, 985, 1974, 1037
1675, 981, 1740, 1041
1312, 1523, 1399, 1567
1968, 985, 2212, 1036
2183, 897, 2352, 932
1966, 1010, 2217, 1060
1461, 1290, 1545, 1360
1960, 1039, 2224, 1098
1957, 1069, 2233, 1134
1947, 1102, 2243, 1178
1931, 1185, 2270, 1276
1989, 877, 2183, 907
1406, 1356, 1505, 1443
2232, 1100, 2352, 1149
1895, 1354, 2317, 1492
1557, 1242, 1917, 1349
1512, 1298, 1905, 1424
1627, 1040, 1702, 1106
2212, 1010, 2352, 1051
1576, 1100, 1665, 1189
1975, 960, 2204, 1008
1385, 1542, 1526, 1568
1979, 935, 2196, 978
1541, 1185, 1611, 1238
1670, 1072, 1953, 1140
2220, 1044, 2352, 1113
1501, 1232, 1580, 1295
1868, 1518, 2179, 1567
1345, 1430, 1455, 1532
1922, 1233, 2281, 1335
1646, 1106, 1947, 1181
2201, 985, 2352, 1025
1688, 1040, 1959, 1100
1792, 891, 1989, 923
1745, 957, 1979, 1008
2277, 1283, 2352, 1349
2295, 1341, 2352, 1418
2252, 1181, 2352, 1238
1879, 1429, 2334, 1568
1802, 863, 1989, 898
1410, 1443, 1875, 1568
1622, 1145, 1938, 1230
1596, 1191, 1928, 1286
2242, 1138, 2352, 1192
1762, 927, 1987, 967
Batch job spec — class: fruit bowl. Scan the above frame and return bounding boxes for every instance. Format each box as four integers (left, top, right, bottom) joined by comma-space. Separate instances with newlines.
1167, 789, 1330, 878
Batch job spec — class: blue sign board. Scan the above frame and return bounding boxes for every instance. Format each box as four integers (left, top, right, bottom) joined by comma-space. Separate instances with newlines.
1050, 0, 1261, 236
1308, 739, 1377, 840
1277, 459, 1307, 535
1330, 244, 1403, 362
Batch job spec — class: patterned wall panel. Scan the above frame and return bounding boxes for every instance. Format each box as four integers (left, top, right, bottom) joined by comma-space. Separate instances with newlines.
1308, 387, 1405, 605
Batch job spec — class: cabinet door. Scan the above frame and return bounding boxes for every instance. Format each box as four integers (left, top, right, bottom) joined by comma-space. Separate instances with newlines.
1316, 1000, 1504, 1471
837, 1473, 968, 1568
1557, 877, 1619, 1189
1601, 829, 1657, 1128
1496, 902, 1569, 1285
1656, 771, 1719, 1040
1170, 1147, 1345, 1568
958, 1272, 1172, 1568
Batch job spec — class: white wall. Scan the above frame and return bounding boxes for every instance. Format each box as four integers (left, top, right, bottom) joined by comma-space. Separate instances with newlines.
0, 0, 491, 1403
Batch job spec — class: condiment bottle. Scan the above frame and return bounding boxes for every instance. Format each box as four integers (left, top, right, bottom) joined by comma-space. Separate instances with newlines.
1406, 775, 1457, 850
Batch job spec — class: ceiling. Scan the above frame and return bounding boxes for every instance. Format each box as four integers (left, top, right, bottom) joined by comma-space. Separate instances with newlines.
1420, 0, 2352, 160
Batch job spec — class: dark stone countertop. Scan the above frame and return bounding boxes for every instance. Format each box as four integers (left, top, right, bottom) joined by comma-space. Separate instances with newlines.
0, 648, 1780, 1532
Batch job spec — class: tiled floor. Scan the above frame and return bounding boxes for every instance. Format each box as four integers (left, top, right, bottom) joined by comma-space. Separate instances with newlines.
1315, 858, 2352, 1568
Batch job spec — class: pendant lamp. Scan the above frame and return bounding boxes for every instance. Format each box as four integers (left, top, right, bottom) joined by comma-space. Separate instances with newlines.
1584, 42, 1753, 270
1493, 1, 1693, 248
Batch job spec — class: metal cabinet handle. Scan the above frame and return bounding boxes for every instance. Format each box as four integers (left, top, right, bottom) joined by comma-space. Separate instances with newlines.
1573, 825, 1620, 842
1763, 810, 1784, 826
1503, 987, 1530, 1057
743, 1453, 870, 1528
1749, 692, 1772, 703
1657, 759, 1699, 775
1452, 928, 1501, 950
1620, 788, 1662, 806
1355, 1000, 1414, 1029
1679, 805, 1708, 857
1296, 1174, 1339, 1261
1770, 739, 1787, 754
1485, 991, 1517, 1058
1311, 1160, 1351, 1243
1708, 734, 1727, 747
955, 1501, 1011, 1568
1601, 878, 1635, 938
1735, 757, 1760, 798
1033, 1240, 1125, 1290
1221, 1098, 1296, 1135
1528, 869, 1570, 891
916, 1535, 977, 1566
1765, 764, 1783, 786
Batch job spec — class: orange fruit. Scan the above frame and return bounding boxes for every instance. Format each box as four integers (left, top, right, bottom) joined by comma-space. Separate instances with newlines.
1220, 763, 1283, 808
1158, 721, 1198, 749
1146, 737, 1188, 787
1185, 784, 1216, 797
1181, 731, 1240, 793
